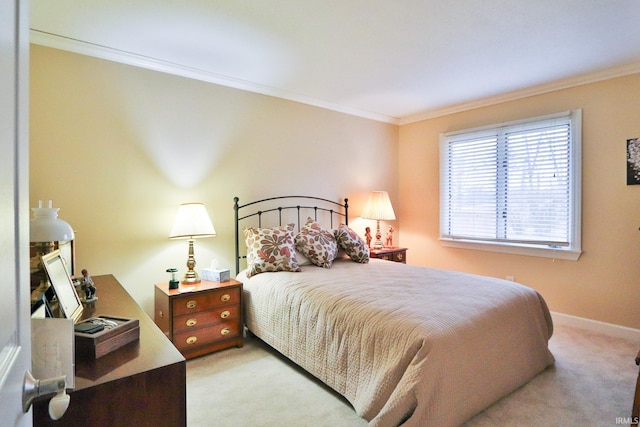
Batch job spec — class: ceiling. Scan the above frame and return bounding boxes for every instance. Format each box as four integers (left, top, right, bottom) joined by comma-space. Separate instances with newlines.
30, 0, 640, 124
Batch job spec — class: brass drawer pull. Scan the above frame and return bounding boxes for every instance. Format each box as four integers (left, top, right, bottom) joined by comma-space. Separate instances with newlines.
397, 254, 404, 261
220, 294, 231, 302
186, 336, 198, 345
186, 318, 197, 327
186, 300, 197, 309
221, 328, 230, 336
220, 310, 230, 319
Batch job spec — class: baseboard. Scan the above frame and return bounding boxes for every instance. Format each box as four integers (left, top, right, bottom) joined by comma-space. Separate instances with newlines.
551, 311, 640, 341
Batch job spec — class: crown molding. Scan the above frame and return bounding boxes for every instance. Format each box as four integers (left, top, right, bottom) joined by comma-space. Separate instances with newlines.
399, 61, 640, 125
29, 30, 400, 125
30, 30, 640, 127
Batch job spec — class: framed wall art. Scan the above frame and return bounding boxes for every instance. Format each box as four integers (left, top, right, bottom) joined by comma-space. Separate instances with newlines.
627, 137, 640, 185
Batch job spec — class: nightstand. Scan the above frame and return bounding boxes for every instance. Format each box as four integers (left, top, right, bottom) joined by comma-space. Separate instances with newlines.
370, 247, 407, 263
154, 279, 243, 359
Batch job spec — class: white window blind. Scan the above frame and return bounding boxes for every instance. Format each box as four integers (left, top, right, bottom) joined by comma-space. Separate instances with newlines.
440, 110, 582, 260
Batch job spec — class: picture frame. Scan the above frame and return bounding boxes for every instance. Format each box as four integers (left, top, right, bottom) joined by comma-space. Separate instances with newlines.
626, 137, 640, 185
41, 249, 83, 323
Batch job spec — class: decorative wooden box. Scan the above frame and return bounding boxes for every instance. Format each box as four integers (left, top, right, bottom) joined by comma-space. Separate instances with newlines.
74, 315, 140, 359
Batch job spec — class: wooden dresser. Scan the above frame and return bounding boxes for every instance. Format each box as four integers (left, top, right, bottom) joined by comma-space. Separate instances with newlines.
154, 279, 243, 360
33, 274, 186, 427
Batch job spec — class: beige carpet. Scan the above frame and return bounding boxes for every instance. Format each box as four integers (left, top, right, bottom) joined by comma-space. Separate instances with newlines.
187, 323, 639, 426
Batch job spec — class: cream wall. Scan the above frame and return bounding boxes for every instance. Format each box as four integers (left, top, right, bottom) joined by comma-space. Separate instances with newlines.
399, 73, 640, 330
30, 45, 399, 315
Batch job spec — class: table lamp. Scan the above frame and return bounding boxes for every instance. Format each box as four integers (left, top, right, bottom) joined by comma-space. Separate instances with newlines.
361, 191, 396, 249
30, 200, 75, 292
170, 202, 216, 284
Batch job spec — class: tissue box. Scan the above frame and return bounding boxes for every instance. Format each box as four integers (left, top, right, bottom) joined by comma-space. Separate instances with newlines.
202, 268, 230, 282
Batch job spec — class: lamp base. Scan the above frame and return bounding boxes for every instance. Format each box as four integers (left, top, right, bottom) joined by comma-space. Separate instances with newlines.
372, 220, 385, 249
181, 238, 201, 284
181, 271, 201, 284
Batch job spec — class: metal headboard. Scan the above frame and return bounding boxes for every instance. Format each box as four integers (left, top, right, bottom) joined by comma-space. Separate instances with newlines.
234, 196, 349, 275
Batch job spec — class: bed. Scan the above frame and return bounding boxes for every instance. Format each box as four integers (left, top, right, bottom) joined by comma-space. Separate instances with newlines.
234, 196, 554, 426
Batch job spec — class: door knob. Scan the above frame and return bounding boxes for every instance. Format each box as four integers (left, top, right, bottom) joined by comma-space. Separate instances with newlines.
22, 370, 70, 420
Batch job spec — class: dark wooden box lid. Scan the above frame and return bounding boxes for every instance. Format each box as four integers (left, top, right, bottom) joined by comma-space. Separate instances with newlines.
75, 316, 140, 358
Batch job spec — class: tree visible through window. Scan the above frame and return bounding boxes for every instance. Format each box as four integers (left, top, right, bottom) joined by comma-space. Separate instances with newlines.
439, 110, 582, 260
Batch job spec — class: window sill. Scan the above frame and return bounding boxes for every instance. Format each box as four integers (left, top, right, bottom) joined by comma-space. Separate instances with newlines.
439, 238, 582, 261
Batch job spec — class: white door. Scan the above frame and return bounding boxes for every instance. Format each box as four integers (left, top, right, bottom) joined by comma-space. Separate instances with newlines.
0, 0, 32, 425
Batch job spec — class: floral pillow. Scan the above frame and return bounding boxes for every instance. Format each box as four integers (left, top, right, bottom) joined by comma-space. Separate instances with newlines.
295, 249, 312, 266
295, 218, 338, 268
244, 223, 300, 277
334, 224, 370, 263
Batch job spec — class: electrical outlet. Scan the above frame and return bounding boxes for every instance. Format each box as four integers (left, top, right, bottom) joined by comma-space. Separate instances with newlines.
506, 275, 515, 282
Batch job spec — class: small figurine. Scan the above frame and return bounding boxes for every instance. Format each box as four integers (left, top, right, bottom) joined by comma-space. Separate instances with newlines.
365, 227, 372, 248
81, 269, 97, 302
386, 226, 394, 247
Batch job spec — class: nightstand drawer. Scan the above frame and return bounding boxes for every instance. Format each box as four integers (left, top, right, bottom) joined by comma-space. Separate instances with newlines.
370, 247, 407, 263
392, 252, 406, 262
172, 288, 240, 316
173, 321, 241, 351
173, 306, 240, 333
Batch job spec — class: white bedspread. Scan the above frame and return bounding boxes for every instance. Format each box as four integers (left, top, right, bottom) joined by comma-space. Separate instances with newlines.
239, 259, 554, 426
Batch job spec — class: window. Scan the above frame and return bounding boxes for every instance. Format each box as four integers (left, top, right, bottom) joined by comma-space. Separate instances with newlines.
439, 110, 582, 260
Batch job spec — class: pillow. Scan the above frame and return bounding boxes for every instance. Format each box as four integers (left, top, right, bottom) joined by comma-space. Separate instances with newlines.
334, 224, 370, 263
295, 218, 338, 268
244, 223, 301, 277
295, 249, 312, 266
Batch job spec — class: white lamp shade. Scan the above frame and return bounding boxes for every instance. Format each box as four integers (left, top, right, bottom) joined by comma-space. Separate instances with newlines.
361, 191, 396, 221
30, 201, 75, 242
170, 203, 216, 239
